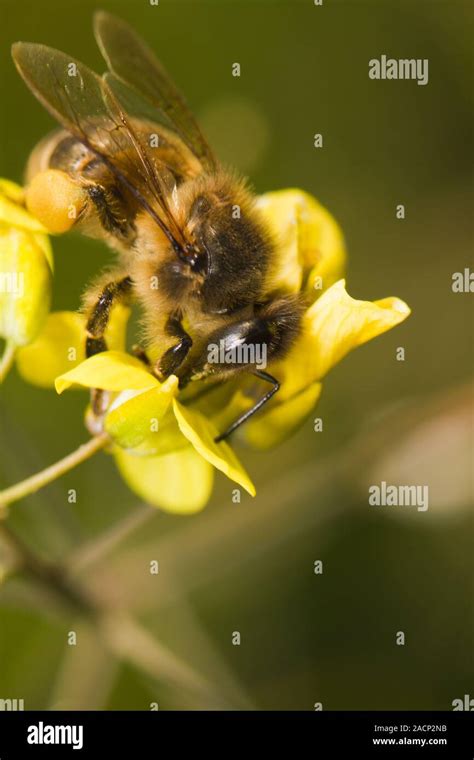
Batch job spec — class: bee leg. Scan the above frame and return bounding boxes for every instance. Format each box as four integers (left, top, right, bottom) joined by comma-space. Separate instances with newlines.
85, 275, 132, 357
188, 296, 303, 441
85, 275, 133, 417
214, 371, 280, 443
131, 345, 151, 367
155, 315, 192, 381
86, 184, 133, 239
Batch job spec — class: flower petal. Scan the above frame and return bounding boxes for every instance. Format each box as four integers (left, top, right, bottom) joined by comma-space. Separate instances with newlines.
103, 303, 130, 353
172, 399, 256, 496
55, 350, 158, 394
16, 311, 84, 387
33, 232, 54, 272
241, 381, 322, 449
301, 197, 346, 298
0, 194, 47, 234
0, 179, 53, 271
122, 409, 188, 457
0, 179, 25, 205
105, 375, 179, 449
210, 387, 253, 433
272, 279, 411, 399
114, 445, 214, 513
256, 189, 346, 299
256, 190, 304, 294
0, 226, 52, 346
16, 305, 130, 388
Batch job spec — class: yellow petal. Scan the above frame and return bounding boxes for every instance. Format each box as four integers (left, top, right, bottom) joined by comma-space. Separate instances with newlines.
55, 350, 158, 394
33, 232, 54, 272
0, 226, 52, 346
241, 381, 322, 449
0, 194, 47, 234
256, 189, 346, 298
256, 190, 304, 294
0, 180, 53, 271
0, 179, 25, 205
173, 399, 256, 496
104, 303, 130, 353
210, 387, 254, 433
105, 376, 179, 449
16, 311, 84, 387
272, 279, 411, 399
16, 305, 130, 388
301, 196, 346, 298
123, 409, 188, 457
114, 445, 214, 514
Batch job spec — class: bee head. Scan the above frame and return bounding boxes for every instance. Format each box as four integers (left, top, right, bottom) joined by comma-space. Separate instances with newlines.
178, 172, 273, 313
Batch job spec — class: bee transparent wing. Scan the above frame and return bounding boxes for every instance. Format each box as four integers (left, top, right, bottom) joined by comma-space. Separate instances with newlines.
12, 41, 186, 252
93, 10, 216, 171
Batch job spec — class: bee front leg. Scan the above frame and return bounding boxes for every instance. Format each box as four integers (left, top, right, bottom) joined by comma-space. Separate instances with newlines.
85, 275, 133, 357
187, 296, 303, 441
84, 274, 133, 419
155, 314, 193, 381
215, 370, 280, 442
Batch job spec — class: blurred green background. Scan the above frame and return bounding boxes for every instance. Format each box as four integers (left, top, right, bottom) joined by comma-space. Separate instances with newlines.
0, 0, 472, 709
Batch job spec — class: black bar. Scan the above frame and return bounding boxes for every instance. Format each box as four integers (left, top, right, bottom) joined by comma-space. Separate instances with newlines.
0, 711, 472, 756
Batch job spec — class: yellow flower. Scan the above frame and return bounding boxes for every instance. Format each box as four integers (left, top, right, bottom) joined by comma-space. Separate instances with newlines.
0, 179, 53, 354
53, 351, 255, 512
15, 188, 411, 513
15, 306, 129, 388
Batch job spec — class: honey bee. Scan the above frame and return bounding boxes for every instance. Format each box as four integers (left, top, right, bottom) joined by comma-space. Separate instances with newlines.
12, 12, 304, 441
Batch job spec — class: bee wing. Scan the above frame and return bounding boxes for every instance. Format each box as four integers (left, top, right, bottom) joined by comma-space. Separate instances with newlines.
93, 10, 216, 171
12, 41, 187, 253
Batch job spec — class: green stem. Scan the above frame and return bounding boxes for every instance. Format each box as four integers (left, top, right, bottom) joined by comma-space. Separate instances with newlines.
0, 341, 16, 383
0, 432, 110, 513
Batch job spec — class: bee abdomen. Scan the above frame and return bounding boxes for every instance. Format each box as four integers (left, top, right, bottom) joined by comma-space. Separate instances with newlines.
25, 129, 91, 181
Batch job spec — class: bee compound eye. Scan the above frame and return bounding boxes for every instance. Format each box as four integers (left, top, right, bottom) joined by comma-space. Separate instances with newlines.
191, 194, 211, 216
